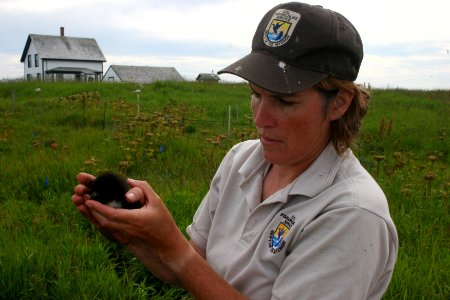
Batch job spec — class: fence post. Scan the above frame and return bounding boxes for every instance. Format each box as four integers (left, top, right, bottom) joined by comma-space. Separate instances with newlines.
228, 105, 231, 138
11, 89, 16, 111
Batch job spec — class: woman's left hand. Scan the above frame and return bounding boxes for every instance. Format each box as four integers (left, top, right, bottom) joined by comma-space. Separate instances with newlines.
72, 173, 193, 284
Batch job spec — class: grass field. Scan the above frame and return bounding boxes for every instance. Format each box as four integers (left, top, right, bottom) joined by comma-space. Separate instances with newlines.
0, 80, 448, 299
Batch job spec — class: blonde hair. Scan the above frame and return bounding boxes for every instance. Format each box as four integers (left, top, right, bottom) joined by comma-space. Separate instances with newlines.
315, 77, 370, 155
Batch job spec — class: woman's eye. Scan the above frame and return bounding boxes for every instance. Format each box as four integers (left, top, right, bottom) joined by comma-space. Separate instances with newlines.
277, 98, 295, 106
250, 93, 262, 103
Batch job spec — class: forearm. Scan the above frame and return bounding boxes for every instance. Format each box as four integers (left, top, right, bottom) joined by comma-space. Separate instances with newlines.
77, 177, 244, 298
128, 233, 246, 298
167, 243, 248, 300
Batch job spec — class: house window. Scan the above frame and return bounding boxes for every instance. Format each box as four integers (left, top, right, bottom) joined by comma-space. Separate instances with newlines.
27, 55, 32, 68
26, 74, 31, 81
37, 73, 41, 81
35, 54, 39, 67
108, 77, 115, 82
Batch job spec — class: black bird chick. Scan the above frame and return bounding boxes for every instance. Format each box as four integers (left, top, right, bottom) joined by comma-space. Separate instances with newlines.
90, 172, 142, 209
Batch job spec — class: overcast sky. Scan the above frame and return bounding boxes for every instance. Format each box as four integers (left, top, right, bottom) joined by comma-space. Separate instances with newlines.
1, 0, 449, 89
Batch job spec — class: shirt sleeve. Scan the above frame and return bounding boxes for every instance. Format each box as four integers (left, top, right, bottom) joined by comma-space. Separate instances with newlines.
186, 189, 216, 251
186, 141, 252, 251
271, 207, 397, 300
186, 152, 226, 252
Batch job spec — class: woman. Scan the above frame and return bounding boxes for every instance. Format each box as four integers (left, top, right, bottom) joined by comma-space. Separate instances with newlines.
72, 2, 398, 299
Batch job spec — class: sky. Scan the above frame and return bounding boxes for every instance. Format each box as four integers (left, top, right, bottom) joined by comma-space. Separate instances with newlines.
1, 0, 449, 89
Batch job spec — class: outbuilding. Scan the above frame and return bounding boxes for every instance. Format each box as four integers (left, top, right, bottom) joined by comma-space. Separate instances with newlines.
196, 73, 221, 82
103, 65, 184, 83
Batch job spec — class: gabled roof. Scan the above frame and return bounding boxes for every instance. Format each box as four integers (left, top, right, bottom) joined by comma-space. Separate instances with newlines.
107, 65, 184, 83
20, 34, 106, 62
196, 73, 221, 81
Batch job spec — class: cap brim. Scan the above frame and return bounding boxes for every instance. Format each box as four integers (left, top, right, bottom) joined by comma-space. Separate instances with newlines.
218, 52, 329, 94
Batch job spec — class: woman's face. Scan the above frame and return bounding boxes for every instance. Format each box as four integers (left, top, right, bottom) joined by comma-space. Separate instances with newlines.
250, 83, 332, 169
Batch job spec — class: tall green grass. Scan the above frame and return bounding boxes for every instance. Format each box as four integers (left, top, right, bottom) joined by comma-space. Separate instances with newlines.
0, 81, 448, 299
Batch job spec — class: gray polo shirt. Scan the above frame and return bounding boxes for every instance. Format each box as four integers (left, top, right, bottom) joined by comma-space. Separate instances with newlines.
187, 140, 398, 300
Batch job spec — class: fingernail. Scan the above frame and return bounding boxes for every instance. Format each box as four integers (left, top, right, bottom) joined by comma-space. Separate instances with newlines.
126, 192, 136, 201
85, 202, 93, 208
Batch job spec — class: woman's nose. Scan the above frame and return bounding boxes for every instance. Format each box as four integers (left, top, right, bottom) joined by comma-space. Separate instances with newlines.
253, 97, 275, 128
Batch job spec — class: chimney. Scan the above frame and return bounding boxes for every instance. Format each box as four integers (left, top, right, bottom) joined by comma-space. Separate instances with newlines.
60, 27, 64, 36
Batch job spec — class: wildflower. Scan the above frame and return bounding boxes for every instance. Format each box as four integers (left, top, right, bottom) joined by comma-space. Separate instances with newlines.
373, 155, 385, 162
387, 118, 394, 136
401, 185, 412, 196
49, 140, 58, 150
373, 155, 385, 178
378, 117, 385, 138
393, 152, 402, 158
427, 155, 438, 162
424, 172, 436, 181
84, 157, 97, 166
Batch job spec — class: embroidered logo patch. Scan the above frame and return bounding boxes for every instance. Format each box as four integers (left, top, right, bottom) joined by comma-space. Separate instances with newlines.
268, 213, 296, 254
264, 9, 301, 47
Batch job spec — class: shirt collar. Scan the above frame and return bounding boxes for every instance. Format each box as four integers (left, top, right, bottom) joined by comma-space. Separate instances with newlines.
238, 142, 269, 182
289, 142, 344, 197
238, 141, 344, 200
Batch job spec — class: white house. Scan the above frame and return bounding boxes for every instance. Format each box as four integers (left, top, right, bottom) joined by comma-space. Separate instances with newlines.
20, 27, 106, 82
103, 65, 184, 83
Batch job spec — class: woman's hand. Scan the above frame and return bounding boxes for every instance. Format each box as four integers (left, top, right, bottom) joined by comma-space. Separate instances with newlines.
72, 173, 246, 298
72, 173, 192, 284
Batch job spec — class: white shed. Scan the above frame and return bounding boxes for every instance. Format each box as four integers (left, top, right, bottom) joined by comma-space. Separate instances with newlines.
103, 65, 184, 83
196, 73, 221, 82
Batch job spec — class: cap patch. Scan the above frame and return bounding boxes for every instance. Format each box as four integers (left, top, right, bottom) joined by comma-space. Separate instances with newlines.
264, 9, 300, 47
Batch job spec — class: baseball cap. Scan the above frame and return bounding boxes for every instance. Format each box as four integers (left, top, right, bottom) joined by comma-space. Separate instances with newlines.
218, 2, 363, 94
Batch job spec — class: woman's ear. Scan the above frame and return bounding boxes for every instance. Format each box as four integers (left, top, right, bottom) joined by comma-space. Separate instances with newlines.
328, 90, 354, 121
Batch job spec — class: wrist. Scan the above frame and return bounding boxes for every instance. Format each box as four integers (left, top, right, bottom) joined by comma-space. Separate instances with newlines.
161, 238, 198, 278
